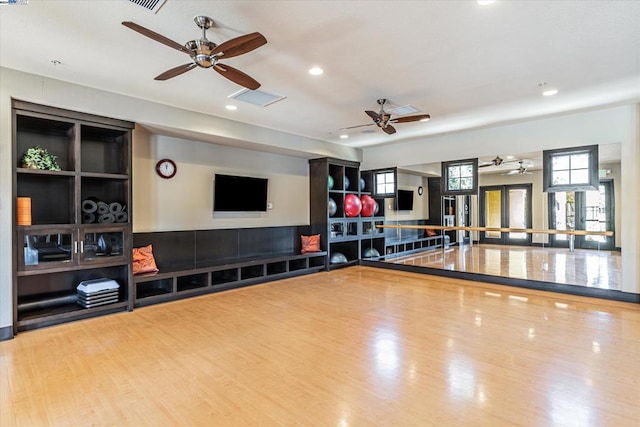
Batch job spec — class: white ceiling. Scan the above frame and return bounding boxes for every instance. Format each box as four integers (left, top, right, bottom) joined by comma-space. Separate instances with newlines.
1, 0, 639, 158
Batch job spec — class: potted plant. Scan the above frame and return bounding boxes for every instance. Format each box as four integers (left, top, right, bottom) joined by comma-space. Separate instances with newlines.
21, 145, 61, 171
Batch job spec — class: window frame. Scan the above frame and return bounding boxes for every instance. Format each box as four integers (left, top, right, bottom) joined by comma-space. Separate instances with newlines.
373, 168, 397, 198
441, 158, 478, 196
543, 145, 599, 193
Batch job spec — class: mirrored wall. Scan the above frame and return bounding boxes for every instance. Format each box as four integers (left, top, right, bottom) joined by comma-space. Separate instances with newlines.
364, 142, 622, 292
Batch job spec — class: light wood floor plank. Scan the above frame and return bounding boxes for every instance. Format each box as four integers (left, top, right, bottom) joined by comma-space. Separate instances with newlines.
1, 266, 639, 426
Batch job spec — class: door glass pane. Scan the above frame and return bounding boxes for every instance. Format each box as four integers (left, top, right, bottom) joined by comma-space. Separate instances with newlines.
24, 233, 73, 266
508, 188, 527, 239
585, 185, 606, 243
553, 191, 574, 241
485, 189, 501, 238
82, 231, 125, 261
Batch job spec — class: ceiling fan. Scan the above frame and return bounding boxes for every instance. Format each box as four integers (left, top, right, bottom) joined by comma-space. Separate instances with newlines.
122, 16, 266, 90
342, 99, 431, 135
502, 160, 533, 175
479, 155, 504, 168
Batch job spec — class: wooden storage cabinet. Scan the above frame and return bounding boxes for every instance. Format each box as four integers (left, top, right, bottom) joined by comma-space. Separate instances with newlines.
12, 101, 134, 333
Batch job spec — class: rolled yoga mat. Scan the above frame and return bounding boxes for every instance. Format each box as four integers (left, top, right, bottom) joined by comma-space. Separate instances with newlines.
83, 212, 96, 223
96, 202, 110, 215
115, 211, 128, 223
98, 213, 115, 223
109, 202, 123, 213
81, 199, 98, 213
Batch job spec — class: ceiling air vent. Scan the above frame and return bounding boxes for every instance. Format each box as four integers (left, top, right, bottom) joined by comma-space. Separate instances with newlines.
127, 0, 167, 13
387, 104, 420, 115
228, 88, 286, 107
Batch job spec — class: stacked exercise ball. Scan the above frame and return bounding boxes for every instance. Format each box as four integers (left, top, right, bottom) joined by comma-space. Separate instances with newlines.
330, 252, 348, 264
343, 194, 362, 217
363, 247, 381, 258
328, 175, 334, 190
328, 197, 337, 217
360, 195, 378, 217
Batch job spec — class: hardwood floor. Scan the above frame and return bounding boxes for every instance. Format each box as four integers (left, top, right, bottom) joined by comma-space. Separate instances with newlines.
387, 244, 623, 290
2, 266, 639, 426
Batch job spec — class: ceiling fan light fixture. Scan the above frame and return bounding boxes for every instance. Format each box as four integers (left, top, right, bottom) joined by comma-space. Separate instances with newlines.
419, 117, 430, 122
309, 66, 324, 76
195, 54, 215, 68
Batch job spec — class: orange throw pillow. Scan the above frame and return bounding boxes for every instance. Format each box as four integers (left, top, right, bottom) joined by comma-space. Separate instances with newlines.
426, 229, 437, 237
132, 244, 159, 275
301, 234, 321, 254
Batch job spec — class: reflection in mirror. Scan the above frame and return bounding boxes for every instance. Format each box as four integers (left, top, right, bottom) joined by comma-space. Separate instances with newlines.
375, 143, 622, 292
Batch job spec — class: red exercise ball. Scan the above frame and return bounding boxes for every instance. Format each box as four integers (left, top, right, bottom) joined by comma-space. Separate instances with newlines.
360, 195, 377, 217
344, 194, 362, 217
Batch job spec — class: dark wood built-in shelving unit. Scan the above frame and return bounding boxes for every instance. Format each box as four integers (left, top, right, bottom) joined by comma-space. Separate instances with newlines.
309, 158, 387, 268
12, 100, 134, 332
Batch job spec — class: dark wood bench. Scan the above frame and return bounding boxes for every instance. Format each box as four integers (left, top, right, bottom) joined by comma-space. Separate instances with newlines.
132, 227, 327, 307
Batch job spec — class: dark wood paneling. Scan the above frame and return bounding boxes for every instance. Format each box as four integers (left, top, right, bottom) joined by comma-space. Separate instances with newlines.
135, 226, 315, 270
195, 229, 239, 266
133, 231, 195, 269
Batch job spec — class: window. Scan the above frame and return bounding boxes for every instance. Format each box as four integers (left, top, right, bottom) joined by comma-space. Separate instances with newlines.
374, 169, 396, 197
441, 158, 478, 196
543, 145, 599, 192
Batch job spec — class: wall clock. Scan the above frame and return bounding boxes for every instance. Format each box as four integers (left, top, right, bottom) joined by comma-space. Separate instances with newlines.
418, 186, 424, 196
156, 158, 177, 179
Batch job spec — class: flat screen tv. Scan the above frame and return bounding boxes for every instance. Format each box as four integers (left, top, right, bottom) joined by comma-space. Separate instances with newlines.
395, 189, 414, 211
214, 174, 268, 212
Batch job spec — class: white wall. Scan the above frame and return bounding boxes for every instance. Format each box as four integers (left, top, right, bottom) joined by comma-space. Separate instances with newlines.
133, 131, 310, 232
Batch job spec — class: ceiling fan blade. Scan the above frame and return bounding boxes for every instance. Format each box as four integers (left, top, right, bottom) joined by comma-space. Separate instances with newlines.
390, 114, 431, 124
365, 110, 381, 122
211, 32, 267, 59
479, 163, 494, 168
122, 21, 193, 56
154, 63, 197, 81
213, 63, 261, 90
382, 124, 397, 135
340, 123, 375, 130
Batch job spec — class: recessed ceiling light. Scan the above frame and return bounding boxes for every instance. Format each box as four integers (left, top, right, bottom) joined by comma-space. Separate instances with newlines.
477, 0, 496, 5
225, 105, 238, 111
538, 81, 558, 96
506, 155, 514, 159
339, 134, 348, 139
309, 66, 324, 76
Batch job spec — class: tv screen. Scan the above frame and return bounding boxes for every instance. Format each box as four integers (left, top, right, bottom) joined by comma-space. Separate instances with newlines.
214, 174, 268, 212
395, 189, 414, 211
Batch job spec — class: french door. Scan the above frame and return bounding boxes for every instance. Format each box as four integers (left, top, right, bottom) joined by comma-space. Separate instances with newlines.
479, 184, 532, 245
548, 180, 614, 250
